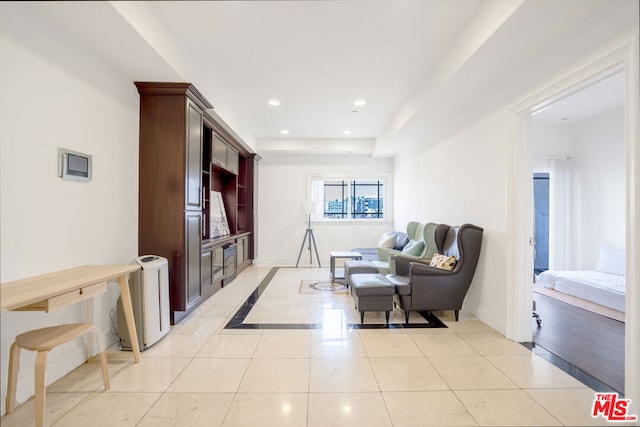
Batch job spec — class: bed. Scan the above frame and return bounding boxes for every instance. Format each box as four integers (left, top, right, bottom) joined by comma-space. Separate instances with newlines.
535, 246, 626, 312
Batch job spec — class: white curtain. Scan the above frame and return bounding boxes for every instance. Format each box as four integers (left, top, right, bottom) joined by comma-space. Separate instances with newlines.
548, 158, 574, 270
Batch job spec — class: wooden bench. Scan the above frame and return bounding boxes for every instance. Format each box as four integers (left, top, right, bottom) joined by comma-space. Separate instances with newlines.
5, 323, 110, 427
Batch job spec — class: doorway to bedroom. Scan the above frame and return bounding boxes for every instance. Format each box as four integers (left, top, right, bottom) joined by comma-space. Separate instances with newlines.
529, 70, 626, 393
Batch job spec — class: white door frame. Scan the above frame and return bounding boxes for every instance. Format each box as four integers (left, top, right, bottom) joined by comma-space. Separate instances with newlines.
506, 36, 639, 404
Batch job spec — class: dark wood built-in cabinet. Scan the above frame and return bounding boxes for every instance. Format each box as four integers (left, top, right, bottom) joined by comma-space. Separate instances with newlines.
136, 82, 256, 324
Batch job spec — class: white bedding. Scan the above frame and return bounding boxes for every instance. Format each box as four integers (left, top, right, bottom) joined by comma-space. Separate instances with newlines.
537, 270, 625, 312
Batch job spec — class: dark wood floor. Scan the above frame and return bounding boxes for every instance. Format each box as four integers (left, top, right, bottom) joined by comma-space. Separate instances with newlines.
532, 292, 625, 393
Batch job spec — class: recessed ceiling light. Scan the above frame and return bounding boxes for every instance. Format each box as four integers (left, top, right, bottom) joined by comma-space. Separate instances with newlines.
343, 130, 352, 135
353, 99, 366, 107
280, 129, 289, 135
268, 99, 280, 106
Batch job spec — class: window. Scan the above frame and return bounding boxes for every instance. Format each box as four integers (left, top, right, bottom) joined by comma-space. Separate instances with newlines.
323, 180, 349, 218
309, 176, 389, 221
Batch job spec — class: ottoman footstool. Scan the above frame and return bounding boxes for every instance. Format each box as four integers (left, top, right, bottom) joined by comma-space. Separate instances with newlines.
344, 260, 379, 287
350, 274, 395, 324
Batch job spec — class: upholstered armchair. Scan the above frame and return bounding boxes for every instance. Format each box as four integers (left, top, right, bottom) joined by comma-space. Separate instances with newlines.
386, 224, 484, 323
373, 222, 447, 274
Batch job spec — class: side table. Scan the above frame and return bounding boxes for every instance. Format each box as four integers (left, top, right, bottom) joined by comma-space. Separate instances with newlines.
330, 251, 362, 283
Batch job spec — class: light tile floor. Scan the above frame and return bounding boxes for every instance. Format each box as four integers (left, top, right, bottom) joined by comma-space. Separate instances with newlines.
1, 266, 634, 426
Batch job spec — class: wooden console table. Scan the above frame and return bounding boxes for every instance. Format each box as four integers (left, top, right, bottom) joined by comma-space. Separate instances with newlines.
1, 265, 142, 363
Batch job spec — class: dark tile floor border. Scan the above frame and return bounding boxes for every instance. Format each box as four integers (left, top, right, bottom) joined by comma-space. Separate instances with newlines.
224, 267, 447, 330
223, 266, 618, 394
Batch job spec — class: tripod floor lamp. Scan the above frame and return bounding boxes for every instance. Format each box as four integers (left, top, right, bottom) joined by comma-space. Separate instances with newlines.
296, 201, 321, 267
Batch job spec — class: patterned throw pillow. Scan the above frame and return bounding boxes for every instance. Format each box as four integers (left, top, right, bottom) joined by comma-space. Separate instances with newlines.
377, 233, 395, 249
430, 253, 456, 270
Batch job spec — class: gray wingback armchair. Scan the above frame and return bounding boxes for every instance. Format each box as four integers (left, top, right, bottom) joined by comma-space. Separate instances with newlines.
386, 223, 484, 323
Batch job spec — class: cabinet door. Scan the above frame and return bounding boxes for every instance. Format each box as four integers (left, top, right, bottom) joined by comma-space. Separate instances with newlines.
242, 236, 250, 261
201, 246, 214, 292
212, 134, 227, 168
185, 212, 202, 304
236, 238, 245, 265
186, 100, 203, 209
213, 245, 224, 283
226, 146, 239, 174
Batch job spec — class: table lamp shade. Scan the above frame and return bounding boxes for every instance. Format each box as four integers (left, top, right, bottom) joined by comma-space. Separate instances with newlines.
302, 201, 316, 215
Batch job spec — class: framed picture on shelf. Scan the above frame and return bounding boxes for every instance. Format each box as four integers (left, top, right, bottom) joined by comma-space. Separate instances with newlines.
210, 191, 230, 237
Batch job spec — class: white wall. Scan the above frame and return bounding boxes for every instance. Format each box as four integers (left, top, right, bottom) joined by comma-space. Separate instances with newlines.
256, 153, 394, 266
574, 107, 626, 268
0, 8, 139, 413
532, 123, 575, 167
532, 107, 625, 270
394, 110, 509, 333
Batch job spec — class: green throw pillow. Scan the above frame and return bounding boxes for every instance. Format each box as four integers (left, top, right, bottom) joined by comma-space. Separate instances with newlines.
401, 239, 425, 256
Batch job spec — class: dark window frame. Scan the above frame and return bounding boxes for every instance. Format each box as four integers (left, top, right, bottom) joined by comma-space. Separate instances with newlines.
320, 179, 385, 220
